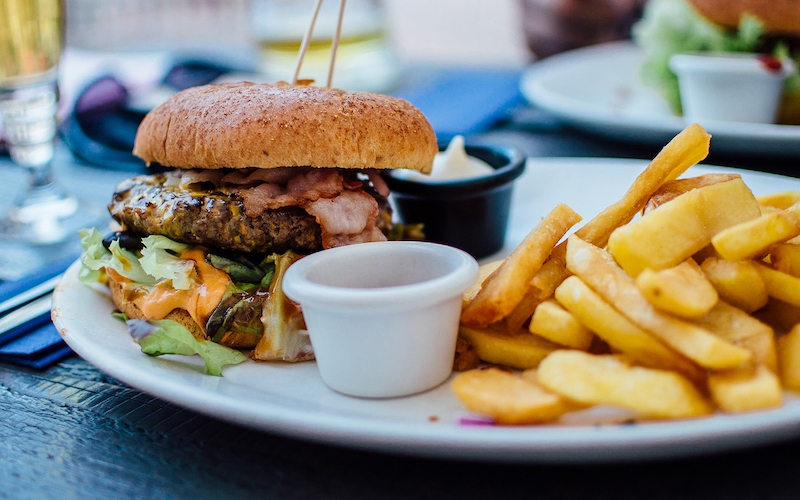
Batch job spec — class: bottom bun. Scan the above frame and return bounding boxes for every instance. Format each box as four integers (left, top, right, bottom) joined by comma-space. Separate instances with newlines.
108, 280, 260, 349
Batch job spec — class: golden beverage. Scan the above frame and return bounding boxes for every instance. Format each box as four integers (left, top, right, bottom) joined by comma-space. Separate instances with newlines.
0, 0, 63, 86
250, 0, 398, 92
259, 31, 390, 81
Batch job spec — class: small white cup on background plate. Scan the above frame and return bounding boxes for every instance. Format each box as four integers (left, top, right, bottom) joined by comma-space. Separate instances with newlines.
669, 53, 795, 124
282, 241, 479, 398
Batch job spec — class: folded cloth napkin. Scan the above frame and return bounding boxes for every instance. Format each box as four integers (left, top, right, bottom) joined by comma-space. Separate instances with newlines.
0, 321, 73, 369
0, 255, 78, 370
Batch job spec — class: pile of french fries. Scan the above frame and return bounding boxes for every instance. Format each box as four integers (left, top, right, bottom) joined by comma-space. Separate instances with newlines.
452, 123, 800, 425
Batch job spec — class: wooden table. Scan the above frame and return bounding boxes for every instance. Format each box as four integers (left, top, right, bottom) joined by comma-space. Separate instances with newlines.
4, 103, 800, 500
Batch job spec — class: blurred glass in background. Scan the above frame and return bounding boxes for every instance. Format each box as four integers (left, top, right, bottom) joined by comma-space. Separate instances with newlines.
251, 0, 399, 92
61, 0, 531, 89
65, 0, 252, 54
64, 0, 399, 92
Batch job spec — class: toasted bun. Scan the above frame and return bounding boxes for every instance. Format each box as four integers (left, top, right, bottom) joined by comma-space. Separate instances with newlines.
686, 0, 800, 36
133, 82, 437, 173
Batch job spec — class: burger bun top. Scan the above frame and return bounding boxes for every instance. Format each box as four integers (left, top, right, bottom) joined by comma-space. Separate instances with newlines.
133, 82, 438, 173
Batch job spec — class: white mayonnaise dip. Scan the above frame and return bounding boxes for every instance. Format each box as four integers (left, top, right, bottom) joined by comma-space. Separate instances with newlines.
397, 135, 494, 182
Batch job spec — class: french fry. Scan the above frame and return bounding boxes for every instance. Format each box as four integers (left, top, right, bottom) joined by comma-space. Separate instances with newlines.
712, 203, 800, 261
453, 337, 480, 372
756, 298, 800, 333
528, 299, 594, 350
463, 259, 503, 307
461, 204, 581, 328
708, 365, 782, 413
504, 288, 541, 333
566, 236, 752, 370
451, 368, 578, 425
770, 243, 800, 278
692, 244, 723, 264
755, 263, 800, 307
459, 324, 559, 370
756, 191, 800, 210
778, 324, 800, 391
537, 351, 713, 419
554, 275, 705, 383
692, 300, 778, 372
635, 259, 718, 318
700, 257, 768, 313
450, 124, 800, 424
608, 177, 761, 276
529, 123, 712, 299
530, 244, 570, 300
644, 173, 740, 213
575, 123, 712, 248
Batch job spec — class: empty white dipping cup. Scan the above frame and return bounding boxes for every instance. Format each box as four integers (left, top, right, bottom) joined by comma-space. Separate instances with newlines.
669, 53, 795, 124
282, 241, 479, 398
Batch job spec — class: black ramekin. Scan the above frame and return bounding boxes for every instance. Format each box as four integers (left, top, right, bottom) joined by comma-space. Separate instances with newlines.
384, 143, 526, 259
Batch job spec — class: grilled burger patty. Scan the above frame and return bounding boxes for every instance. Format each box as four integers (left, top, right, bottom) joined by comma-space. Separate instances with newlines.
110, 173, 325, 254
109, 173, 394, 254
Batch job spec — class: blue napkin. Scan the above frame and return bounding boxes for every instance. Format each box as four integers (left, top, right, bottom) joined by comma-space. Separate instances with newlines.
0, 322, 73, 369
0, 255, 77, 370
390, 68, 525, 143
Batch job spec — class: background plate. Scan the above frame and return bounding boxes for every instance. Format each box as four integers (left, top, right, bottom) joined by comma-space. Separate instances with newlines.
53, 158, 800, 463
520, 42, 800, 157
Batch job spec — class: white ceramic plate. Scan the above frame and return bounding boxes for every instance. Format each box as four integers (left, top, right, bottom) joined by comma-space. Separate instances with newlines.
53, 158, 800, 463
520, 41, 800, 157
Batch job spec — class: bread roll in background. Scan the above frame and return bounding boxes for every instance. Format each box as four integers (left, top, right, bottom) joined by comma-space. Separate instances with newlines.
687, 0, 800, 36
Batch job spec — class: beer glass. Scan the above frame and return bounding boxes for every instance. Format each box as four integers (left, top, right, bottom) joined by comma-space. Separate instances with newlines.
250, 0, 399, 92
0, 0, 96, 244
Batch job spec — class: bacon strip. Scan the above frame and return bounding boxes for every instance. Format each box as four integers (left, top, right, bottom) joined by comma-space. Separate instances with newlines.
305, 190, 386, 248
180, 167, 388, 249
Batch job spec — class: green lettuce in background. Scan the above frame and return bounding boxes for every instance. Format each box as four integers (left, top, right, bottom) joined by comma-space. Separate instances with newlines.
632, 0, 765, 113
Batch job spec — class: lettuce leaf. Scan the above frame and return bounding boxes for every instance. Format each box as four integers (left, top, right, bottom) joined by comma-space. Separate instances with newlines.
79, 227, 157, 285
108, 240, 156, 285
79, 229, 193, 289
78, 228, 111, 284
633, 0, 765, 112
128, 318, 247, 376
139, 235, 194, 290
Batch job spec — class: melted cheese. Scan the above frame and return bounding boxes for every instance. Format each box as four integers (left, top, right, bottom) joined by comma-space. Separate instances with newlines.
114, 248, 232, 332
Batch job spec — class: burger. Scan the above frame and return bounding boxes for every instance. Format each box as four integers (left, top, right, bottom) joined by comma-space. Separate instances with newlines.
79, 82, 437, 367
633, 0, 800, 124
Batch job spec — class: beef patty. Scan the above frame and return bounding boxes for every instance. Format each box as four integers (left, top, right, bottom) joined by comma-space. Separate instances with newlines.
110, 173, 359, 254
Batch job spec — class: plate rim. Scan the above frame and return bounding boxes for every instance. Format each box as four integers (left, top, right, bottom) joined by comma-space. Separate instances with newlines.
520, 41, 800, 149
52, 157, 800, 463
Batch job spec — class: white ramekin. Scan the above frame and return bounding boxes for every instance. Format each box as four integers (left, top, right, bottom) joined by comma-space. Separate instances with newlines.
669, 53, 795, 124
282, 241, 479, 398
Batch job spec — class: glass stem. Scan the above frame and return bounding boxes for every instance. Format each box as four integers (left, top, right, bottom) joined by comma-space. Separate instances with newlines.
28, 162, 55, 189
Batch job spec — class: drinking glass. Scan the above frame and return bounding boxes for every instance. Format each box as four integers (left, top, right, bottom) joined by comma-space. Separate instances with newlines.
0, 0, 98, 245
249, 0, 399, 92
